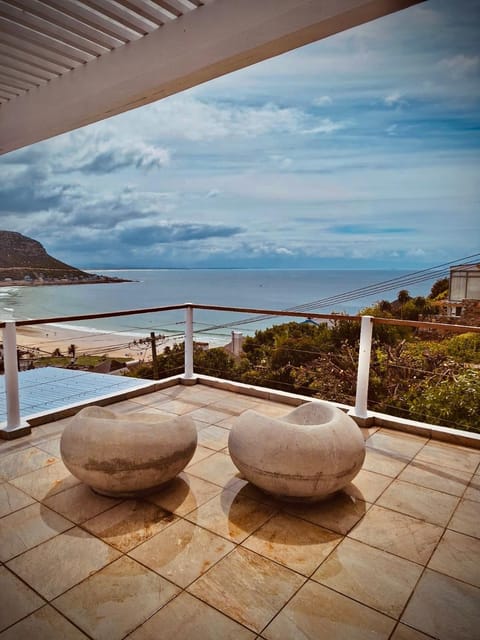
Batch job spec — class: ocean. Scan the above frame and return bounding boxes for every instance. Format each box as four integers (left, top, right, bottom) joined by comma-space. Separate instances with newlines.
0, 269, 438, 344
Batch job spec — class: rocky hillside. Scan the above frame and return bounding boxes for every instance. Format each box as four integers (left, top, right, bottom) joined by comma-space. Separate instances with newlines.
0, 230, 126, 285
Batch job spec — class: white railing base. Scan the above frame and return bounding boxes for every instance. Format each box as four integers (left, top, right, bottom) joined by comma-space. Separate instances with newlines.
0, 423, 32, 440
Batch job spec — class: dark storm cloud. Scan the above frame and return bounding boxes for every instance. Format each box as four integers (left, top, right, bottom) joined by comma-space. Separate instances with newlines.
118, 222, 243, 245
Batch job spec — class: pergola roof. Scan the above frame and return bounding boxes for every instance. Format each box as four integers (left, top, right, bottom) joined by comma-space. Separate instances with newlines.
0, 0, 422, 155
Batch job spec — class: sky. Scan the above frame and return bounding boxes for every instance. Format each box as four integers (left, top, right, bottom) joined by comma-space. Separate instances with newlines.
0, 0, 479, 270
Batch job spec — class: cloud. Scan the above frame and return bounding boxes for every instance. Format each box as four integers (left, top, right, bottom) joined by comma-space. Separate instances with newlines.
440, 54, 480, 77
313, 96, 333, 106
117, 221, 243, 245
302, 118, 347, 134
384, 91, 406, 107
329, 224, 415, 235
61, 139, 170, 174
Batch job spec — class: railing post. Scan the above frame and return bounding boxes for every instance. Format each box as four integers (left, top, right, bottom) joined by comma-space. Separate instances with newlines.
2, 321, 22, 432
349, 315, 373, 422
184, 305, 194, 380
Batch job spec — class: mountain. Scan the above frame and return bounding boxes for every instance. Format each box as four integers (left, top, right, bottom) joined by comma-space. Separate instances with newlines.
0, 231, 126, 285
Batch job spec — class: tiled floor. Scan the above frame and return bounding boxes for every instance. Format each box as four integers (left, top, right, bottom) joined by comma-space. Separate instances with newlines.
0, 383, 479, 639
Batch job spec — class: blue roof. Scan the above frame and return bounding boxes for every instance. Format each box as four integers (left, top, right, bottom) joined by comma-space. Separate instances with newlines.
0, 367, 154, 426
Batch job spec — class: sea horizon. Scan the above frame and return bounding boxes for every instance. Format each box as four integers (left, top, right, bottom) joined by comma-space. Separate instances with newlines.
1, 267, 441, 344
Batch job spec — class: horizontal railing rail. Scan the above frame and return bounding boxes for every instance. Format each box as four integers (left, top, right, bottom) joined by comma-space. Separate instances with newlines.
1, 302, 479, 436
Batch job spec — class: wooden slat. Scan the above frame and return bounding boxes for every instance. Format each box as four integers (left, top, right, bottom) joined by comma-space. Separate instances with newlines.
82, 0, 154, 34
0, 33, 78, 69
117, 1, 165, 26
0, 2, 109, 56
0, 55, 57, 81
0, 20, 94, 64
0, 82, 23, 96
40, 0, 134, 42
0, 43, 67, 74
0, 69, 43, 87
149, 0, 183, 19
8, 0, 123, 49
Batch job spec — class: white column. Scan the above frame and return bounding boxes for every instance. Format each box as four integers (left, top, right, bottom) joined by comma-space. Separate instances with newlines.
3, 321, 21, 429
351, 315, 373, 419
232, 331, 243, 356
184, 305, 194, 379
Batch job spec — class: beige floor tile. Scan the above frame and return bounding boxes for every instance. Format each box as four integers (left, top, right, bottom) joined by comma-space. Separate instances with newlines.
211, 396, 259, 415
129, 391, 170, 405
35, 438, 62, 458
349, 505, 443, 565
448, 498, 480, 538
428, 529, 480, 587
188, 547, 304, 633
312, 538, 423, 618
398, 460, 472, 497
186, 444, 215, 468
157, 399, 200, 415
10, 461, 80, 500
387, 623, 434, 640
402, 569, 480, 640
0, 605, 89, 640
243, 512, 340, 576
147, 472, 222, 516
128, 592, 255, 640
464, 476, 480, 502
187, 407, 233, 425
414, 441, 480, 474
43, 484, 120, 524
225, 478, 281, 507
263, 580, 395, 640
253, 403, 290, 417
363, 447, 410, 478
215, 415, 237, 430
53, 556, 179, 640
366, 430, 428, 459
376, 479, 459, 526
0, 566, 44, 632
187, 451, 242, 486
197, 425, 231, 451
343, 469, 393, 503
0, 482, 35, 517
186, 489, 276, 543
285, 492, 369, 535
0, 446, 58, 481
0, 502, 72, 561
7, 526, 121, 600
82, 499, 177, 552
130, 518, 234, 587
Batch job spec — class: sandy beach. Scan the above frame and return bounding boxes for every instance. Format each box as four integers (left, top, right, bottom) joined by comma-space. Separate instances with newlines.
15, 324, 182, 361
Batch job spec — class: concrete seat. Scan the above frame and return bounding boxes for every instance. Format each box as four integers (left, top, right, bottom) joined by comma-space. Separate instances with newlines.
228, 401, 365, 501
60, 406, 197, 497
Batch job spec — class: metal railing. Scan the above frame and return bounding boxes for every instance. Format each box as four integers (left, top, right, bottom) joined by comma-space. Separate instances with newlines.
1, 303, 478, 436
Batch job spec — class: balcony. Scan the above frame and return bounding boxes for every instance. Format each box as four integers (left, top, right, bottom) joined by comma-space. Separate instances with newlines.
1, 304, 479, 639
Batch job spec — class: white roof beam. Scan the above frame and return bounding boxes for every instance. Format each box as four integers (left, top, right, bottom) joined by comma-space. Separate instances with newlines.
0, 0, 423, 155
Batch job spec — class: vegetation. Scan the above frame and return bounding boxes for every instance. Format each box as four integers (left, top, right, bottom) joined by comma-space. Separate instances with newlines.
126, 279, 479, 433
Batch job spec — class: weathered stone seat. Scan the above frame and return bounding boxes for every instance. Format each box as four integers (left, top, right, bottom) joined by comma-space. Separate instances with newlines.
60, 406, 197, 497
228, 401, 365, 501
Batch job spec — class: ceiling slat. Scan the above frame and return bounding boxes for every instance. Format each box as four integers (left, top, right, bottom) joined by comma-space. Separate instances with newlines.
0, 32, 79, 69
82, 0, 154, 34
0, 74, 39, 91
117, 1, 165, 26
7, 0, 124, 49
0, 55, 57, 81
149, 1, 183, 19
0, 43, 68, 74
39, 0, 135, 42
0, 68, 45, 87
0, 82, 24, 96
0, 20, 95, 64
0, 3, 109, 56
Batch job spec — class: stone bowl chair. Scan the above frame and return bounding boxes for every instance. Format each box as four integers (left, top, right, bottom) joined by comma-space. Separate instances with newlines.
61, 406, 197, 497
228, 401, 365, 501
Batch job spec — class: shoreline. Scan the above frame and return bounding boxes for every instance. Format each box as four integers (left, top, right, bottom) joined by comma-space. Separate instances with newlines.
16, 324, 183, 361
0, 277, 132, 287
